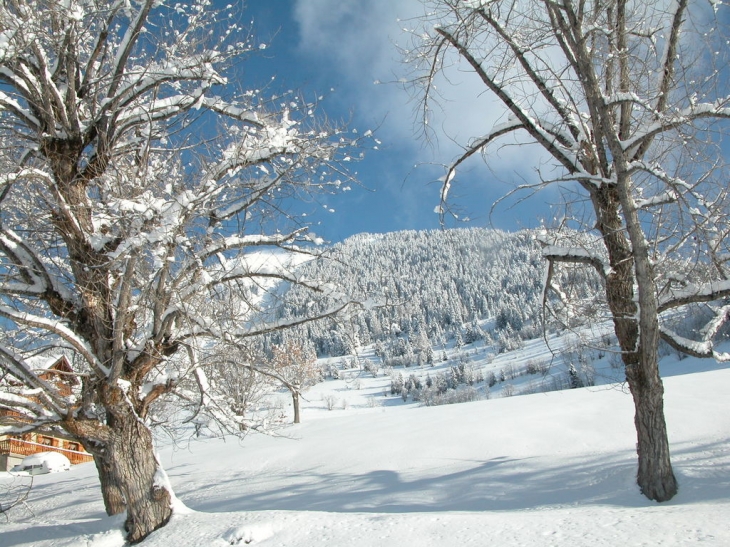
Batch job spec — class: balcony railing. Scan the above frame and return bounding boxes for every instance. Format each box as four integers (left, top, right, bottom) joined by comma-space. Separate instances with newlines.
0, 438, 94, 465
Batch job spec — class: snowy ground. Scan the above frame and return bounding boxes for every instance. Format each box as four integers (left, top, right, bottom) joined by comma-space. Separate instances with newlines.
2, 343, 729, 546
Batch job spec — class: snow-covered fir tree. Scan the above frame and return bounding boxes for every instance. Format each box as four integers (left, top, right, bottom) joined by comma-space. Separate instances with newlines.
274, 228, 600, 356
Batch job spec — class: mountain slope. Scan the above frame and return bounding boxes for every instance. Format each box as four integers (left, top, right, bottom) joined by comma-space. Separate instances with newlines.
278, 227, 600, 356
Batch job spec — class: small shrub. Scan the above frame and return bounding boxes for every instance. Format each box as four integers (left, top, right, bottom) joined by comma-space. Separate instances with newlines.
323, 394, 338, 410
526, 359, 550, 375
366, 396, 382, 408
363, 361, 380, 377
486, 371, 497, 387
420, 386, 482, 406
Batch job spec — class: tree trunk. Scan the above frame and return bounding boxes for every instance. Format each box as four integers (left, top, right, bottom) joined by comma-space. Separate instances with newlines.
595, 184, 678, 502
292, 390, 301, 424
617, 161, 678, 501
77, 433, 126, 516
625, 359, 678, 501
66, 405, 173, 542
93, 452, 126, 516
611, 288, 678, 502
106, 412, 173, 543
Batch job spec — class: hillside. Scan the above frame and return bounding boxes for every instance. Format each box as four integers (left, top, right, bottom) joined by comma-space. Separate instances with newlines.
2, 353, 728, 546
275, 227, 600, 357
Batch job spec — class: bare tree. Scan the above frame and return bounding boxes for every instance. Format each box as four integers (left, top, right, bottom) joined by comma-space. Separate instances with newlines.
0, 474, 34, 520
202, 348, 278, 433
0, 1, 361, 542
207, 338, 321, 425
269, 339, 321, 424
408, 0, 730, 501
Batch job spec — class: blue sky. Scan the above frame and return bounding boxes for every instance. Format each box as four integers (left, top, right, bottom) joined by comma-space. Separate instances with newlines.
239, 1, 554, 242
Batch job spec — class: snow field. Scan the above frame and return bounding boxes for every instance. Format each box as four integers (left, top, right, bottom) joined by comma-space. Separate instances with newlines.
1, 363, 728, 546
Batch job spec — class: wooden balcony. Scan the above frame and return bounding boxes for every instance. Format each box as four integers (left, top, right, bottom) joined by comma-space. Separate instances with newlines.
0, 438, 94, 465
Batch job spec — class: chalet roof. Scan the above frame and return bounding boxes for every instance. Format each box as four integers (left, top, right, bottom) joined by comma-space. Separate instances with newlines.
43, 356, 79, 387
47, 356, 73, 374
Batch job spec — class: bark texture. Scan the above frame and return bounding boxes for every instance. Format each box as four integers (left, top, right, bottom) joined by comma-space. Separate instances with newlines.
65, 386, 174, 540
106, 413, 172, 543
88, 447, 126, 516
626, 362, 677, 500
595, 182, 678, 501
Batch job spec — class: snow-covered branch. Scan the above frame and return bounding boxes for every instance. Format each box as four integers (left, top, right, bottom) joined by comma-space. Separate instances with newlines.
631, 0, 688, 160
438, 119, 523, 222
0, 347, 68, 415
622, 99, 730, 157
0, 306, 108, 378
0, 227, 77, 311
0, 391, 62, 433
477, 7, 585, 145
658, 326, 730, 362
658, 280, 730, 313
435, 26, 580, 176
541, 245, 610, 279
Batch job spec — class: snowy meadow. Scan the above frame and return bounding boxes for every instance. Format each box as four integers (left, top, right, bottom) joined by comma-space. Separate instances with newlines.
2, 1, 730, 545
2, 337, 729, 547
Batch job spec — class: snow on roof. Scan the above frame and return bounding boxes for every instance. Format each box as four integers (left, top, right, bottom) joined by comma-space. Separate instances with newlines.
24, 354, 71, 373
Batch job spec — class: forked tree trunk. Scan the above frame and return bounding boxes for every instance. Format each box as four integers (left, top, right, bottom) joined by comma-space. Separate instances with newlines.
597, 184, 678, 502
66, 406, 173, 542
619, 170, 679, 502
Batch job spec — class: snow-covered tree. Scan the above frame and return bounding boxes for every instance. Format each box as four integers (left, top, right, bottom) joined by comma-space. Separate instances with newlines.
268, 340, 320, 424
408, 0, 730, 501
390, 371, 405, 395
0, 1, 359, 541
281, 227, 562, 352
187, 342, 275, 435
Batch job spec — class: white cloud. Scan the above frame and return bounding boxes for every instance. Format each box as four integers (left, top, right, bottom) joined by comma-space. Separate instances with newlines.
292, 0, 553, 230
294, 0, 539, 166
294, 0, 418, 78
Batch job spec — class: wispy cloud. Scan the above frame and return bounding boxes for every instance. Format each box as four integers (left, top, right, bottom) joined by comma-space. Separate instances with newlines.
292, 0, 554, 232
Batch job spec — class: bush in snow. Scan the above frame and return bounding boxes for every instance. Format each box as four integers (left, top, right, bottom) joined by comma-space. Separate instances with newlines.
420, 386, 482, 407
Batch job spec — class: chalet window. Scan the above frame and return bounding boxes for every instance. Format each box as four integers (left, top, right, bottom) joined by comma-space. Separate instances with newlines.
41, 436, 54, 446
67, 442, 80, 452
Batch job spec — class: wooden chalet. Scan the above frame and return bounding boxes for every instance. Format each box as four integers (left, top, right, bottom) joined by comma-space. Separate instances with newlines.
0, 356, 94, 471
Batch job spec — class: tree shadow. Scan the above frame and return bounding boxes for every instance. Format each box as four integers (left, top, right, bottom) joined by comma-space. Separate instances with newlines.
2, 437, 726, 547
174, 438, 730, 514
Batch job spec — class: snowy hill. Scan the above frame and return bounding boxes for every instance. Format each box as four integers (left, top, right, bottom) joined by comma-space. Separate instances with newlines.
2, 344, 729, 546
275, 227, 601, 357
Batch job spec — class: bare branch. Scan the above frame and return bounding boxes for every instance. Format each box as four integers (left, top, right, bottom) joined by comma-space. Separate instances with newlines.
435, 25, 580, 174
